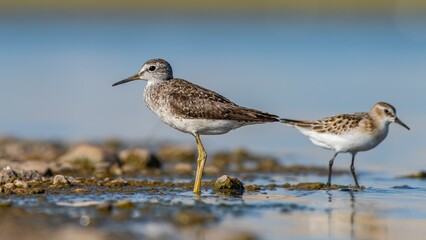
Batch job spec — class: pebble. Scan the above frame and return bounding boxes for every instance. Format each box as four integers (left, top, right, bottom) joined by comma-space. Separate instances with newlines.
0, 166, 18, 184
53, 175, 71, 185
13, 179, 28, 189
109, 177, 127, 187
213, 175, 245, 193
3, 182, 15, 189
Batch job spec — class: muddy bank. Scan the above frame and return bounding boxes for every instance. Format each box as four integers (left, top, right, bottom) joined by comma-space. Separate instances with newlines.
0, 167, 354, 196
0, 136, 373, 197
0, 136, 341, 179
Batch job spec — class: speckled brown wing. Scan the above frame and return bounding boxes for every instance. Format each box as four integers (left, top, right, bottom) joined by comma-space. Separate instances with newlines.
165, 79, 279, 122
282, 112, 372, 135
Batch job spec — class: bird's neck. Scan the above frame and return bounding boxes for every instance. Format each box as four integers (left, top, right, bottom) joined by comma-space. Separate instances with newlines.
369, 111, 389, 133
147, 79, 164, 85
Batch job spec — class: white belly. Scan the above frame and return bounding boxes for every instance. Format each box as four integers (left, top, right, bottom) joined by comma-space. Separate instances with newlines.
297, 127, 389, 153
160, 116, 245, 135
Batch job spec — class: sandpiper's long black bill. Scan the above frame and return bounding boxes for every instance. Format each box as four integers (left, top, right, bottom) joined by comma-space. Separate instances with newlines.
112, 73, 140, 87
395, 117, 410, 130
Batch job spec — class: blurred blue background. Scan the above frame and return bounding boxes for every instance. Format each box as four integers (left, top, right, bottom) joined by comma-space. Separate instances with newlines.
0, 1, 425, 174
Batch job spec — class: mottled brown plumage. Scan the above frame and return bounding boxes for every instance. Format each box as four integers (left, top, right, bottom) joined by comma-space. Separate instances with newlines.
146, 78, 278, 122
282, 112, 375, 135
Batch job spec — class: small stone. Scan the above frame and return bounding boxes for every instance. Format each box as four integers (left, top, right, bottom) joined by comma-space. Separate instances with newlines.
13, 179, 28, 189
53, 175, 71, 186
0, 166, 18, 184
17, 169, 42, 181
109, 178, 127, 187
244, 184, 261, 192
65, 176, 81, 185
27, 180, 42, 187
3, 182, 14, 189
213, 175, 245, 194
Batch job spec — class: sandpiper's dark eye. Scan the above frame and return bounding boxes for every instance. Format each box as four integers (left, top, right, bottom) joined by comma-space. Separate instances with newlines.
384, 109, 389, 114
149, 66, 156, 71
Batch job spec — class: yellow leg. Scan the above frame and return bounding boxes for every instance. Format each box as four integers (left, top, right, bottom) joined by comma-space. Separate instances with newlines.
193, 133, 207, 194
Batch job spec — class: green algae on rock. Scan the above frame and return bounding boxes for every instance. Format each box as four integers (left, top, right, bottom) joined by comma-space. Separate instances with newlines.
244, 184, 261, 192
53, 175, 71, 186
293, 182, 325, 190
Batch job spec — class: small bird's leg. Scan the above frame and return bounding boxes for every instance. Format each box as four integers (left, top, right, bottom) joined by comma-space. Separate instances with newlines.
193, 133, 207, 194
327, 152, 339, 190
350, 153, 360, 188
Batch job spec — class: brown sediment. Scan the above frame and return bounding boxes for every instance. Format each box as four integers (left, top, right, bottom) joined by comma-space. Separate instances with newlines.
173, 210, 217, 226
0, 137, 354, 197
1, 137, 345, 179
113, 200, 135, 209
0, 172, 355, 195
398, 171, 426, 179
244, 184, 261, 192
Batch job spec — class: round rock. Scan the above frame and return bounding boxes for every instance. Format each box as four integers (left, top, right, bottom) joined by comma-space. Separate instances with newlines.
213, 175, 245, 194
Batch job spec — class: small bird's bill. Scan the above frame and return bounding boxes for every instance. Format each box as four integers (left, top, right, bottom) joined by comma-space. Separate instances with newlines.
395, 117, 410, 130
112, 73, 140, 86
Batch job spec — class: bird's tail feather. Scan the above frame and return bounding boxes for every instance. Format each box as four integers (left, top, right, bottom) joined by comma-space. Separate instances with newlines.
280, 118, 313, 128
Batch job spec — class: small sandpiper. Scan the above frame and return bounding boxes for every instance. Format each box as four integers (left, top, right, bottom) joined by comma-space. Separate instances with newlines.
281, 102, 409, 189
113, 58, 279, 194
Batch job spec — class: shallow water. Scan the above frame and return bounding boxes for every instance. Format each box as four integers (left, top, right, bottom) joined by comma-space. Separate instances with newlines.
2, 172, 426, 240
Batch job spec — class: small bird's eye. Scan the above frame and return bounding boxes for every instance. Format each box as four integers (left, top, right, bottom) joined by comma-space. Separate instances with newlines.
384, 109, 389, 114
149, 66, 156, 71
